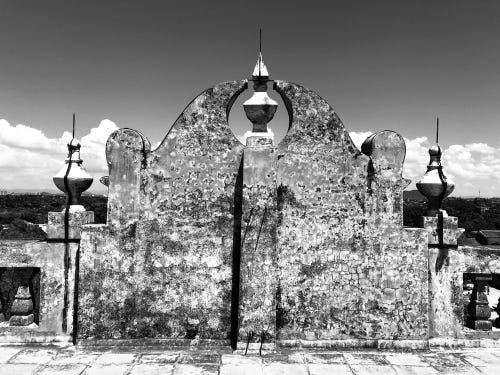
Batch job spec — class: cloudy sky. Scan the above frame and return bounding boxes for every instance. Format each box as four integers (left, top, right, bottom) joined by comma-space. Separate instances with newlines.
1, 0, 500, 196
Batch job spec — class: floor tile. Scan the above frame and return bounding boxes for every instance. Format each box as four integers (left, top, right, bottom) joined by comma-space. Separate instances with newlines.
392, 365, 439, 375
139, 352, 180, 363
178, 353, 220, 364
37, 364, 87, 375
84, 364, 131, 375
220, 364, 264, 375
94, 353, 137, 364
221, 354, 262, 365
304, 353, 345, 364
344, 353, 390, 365
51, 354, 100, 365
262, 363, 308, 375
385, 354, 430, 367
0, 347, 22, 363
9, 349, 57, 364
129, 363, 174, 375
478, 365, 500, 375
0, 363, 40, 375
420, 353, 469, 368
459, 352, 500, 367
350, 364, 398, 375
308, 364, 353, 375
173, 364, 219, 375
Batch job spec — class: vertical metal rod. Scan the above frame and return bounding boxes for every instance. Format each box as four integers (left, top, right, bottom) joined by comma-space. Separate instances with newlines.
259, 29, 262, 54
62, 123, 74, 333
72, 113, 76, 139
436, 117, 439, 144
259, 28, 262, 77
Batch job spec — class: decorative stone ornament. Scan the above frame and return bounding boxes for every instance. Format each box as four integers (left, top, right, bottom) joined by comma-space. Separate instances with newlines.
243, 52, 278, 142
53, 138, 93, 212
416, 122, 455, 216
466, 273, 493, 331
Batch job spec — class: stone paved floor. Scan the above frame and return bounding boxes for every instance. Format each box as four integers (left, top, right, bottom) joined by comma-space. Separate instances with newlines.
1, 346, 500, 374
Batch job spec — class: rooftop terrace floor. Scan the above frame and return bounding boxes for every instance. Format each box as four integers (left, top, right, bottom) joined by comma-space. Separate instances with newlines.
0, 346, 500, 374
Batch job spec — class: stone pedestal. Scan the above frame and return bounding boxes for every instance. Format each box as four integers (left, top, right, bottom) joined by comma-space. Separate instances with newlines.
426, 210, 466, 337
466, 274, 492, 331
420, 213, 463, 246
46, 210, 94, 240
238, 134, 277, 348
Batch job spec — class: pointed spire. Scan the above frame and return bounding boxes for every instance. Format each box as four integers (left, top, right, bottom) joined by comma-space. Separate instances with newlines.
436, 117, 439, 144
252, 29, 269, 78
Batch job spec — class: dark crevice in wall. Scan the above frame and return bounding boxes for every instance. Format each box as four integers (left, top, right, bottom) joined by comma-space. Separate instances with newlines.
230, 158, 244, 349
0, 267, 40, 324
73, 245, 80, 344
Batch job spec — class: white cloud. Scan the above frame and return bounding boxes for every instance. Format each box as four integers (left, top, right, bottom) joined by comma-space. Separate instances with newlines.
1, 120, 499, 198
350, 131, 500, 197
0, 119, 118, 193
402, 137, 500, 197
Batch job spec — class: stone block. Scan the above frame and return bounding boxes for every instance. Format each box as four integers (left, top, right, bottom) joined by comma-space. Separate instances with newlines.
421, 215, 463, 245
470, 320, 492, 331
46, 210, 94, 239
9, 313, 34, 326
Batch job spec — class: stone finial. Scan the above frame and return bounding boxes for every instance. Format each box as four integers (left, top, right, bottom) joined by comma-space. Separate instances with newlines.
416, 120, 454, 216
243, 52, 277, 141
53, 138, 93, 212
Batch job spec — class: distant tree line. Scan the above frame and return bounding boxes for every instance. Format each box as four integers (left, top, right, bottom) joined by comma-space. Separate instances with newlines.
403, 195, 500, 235
0, 192, 499, 237
0, 194, 107, 225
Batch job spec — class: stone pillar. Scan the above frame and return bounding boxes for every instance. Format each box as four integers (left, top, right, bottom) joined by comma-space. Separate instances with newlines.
46, 210, 94, 240
466, 274, 492, 331
238, 132, 277, 350
426, 212, 465, 337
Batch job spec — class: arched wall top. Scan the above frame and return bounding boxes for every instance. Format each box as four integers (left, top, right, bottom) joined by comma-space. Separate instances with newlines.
361, 130, 406, 168
273, 80, 362, 159
154, 80, 248, 156
106, 128, 151, 168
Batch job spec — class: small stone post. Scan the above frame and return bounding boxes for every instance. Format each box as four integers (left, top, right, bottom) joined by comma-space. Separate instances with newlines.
466, 274, 493, 331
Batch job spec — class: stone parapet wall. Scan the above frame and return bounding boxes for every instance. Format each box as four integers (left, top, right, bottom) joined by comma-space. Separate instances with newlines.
429, 245, 500, 339
0, 239, 77, 343
77, 79, 431, 345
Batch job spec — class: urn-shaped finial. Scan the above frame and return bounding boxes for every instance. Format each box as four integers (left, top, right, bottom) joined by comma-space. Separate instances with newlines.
243, 51, 278, 134
416, 119, 455, 216
53, 118, 93, 211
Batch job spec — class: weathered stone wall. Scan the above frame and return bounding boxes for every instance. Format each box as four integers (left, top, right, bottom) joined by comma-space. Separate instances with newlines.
273, 81, 428, 341
429, 245, 500, 339
0, 240, 77, 343
78, 78, 430, 345
79, 81, 247, 341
